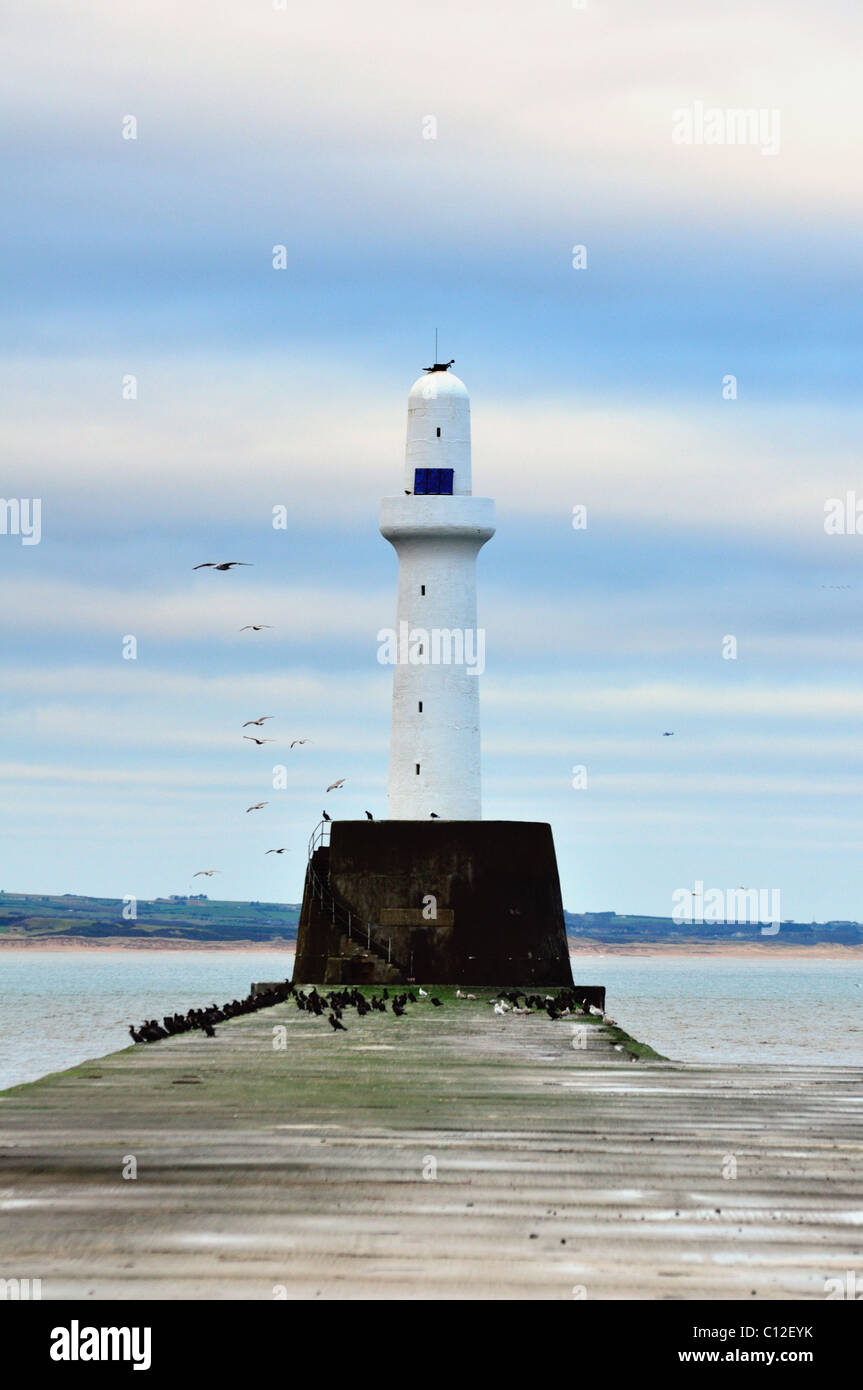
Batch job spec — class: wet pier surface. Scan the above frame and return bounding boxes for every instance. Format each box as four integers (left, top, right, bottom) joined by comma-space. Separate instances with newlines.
1, 988, 861, 1299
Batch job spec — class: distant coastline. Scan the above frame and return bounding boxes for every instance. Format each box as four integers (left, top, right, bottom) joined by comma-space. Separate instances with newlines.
1, 936, 861, 960
569, 938, 863, 959
3, 891, 862, 954
0, 937, 296, 951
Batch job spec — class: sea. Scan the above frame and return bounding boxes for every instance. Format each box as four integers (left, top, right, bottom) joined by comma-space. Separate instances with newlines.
1, 949, 862, 1092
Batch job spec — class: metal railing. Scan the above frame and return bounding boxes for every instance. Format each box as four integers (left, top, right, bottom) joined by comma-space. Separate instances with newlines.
307, 819, 331, 858
306, 821, 408, 975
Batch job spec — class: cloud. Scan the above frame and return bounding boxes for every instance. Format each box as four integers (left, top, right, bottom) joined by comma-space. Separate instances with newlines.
2, 355, 861, 540
484, 676, 863, 720
4, 0, 861, 233
0, 574, 391, 645
3, 563, 862, 676
2, 0, 861, 916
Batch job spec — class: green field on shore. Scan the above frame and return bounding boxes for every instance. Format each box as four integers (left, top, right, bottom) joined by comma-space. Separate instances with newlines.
1, 890, 861, 945
0, 891, 299, 942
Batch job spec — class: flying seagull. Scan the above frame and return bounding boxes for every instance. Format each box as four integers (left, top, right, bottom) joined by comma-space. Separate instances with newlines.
243, 735, 274, 745
662, 731, 675, 737
266, 848, 290, 855
193, 562, 253, 571
290, 738, 310, 748
192, 869, 220, 877
326, 778, 346, 792
243, 716, 273, 727
239, 624, 272, 631
245, 802, 268, 813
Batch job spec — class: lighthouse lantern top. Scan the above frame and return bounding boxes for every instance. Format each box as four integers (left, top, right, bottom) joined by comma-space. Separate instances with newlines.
407, 369, 469, 405
405, 366, 471, 493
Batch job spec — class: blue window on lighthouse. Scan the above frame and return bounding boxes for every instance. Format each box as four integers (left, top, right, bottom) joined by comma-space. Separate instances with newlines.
414, 468, 454, 495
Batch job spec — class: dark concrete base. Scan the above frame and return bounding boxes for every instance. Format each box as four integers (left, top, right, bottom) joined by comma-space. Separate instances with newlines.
293, 820, 573, 986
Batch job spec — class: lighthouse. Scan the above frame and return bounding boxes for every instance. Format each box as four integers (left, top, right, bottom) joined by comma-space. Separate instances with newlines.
293, 359, 572, 988
379, 363, 495, 820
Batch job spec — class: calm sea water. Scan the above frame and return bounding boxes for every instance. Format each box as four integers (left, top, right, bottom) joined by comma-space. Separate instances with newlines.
0, 950, 295, 1092
573, 954, 863, 1068
1, 950, 862, 1091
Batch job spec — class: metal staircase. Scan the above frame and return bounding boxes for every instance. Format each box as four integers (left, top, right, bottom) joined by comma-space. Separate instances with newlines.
306, 821, 409, 977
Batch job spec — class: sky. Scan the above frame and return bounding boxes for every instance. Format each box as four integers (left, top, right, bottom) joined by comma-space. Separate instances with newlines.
1, 0, 862, 919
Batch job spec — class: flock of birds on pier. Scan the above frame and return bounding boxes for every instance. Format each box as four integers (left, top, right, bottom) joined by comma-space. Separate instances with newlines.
128, 980, 443, 1043
485, 987, 611, 1022
128, 983, 608, 1045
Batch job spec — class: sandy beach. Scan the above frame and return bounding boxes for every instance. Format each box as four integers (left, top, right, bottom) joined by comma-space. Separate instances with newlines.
569, 939, 863, 959
1, 934, 860, 960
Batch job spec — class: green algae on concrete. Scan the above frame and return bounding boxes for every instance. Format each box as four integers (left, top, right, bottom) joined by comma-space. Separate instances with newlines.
0, 986, 860, 1300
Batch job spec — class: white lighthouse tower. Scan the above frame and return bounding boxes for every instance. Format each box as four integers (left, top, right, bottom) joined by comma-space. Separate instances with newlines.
296, 359, 572, 986
379, 362, 495, 820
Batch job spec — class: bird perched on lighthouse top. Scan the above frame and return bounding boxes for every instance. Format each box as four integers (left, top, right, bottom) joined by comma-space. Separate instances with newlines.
379, 358, 495, 820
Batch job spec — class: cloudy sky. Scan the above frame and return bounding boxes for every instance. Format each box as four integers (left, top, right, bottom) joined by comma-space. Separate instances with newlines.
2, 0, 861, 918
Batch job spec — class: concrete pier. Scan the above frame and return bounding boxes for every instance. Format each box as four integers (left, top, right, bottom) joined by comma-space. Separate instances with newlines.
1, 990, 861, 1299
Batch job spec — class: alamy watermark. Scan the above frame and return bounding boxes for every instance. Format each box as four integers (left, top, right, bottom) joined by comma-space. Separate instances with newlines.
824, 492, 863, 535
0, 1277, 41, 1300
377, 622, 485, 675
825, 1271, 863, 1300
1, 498, 41, 545
672, 102, 780, 157
672, 881, 781, 935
